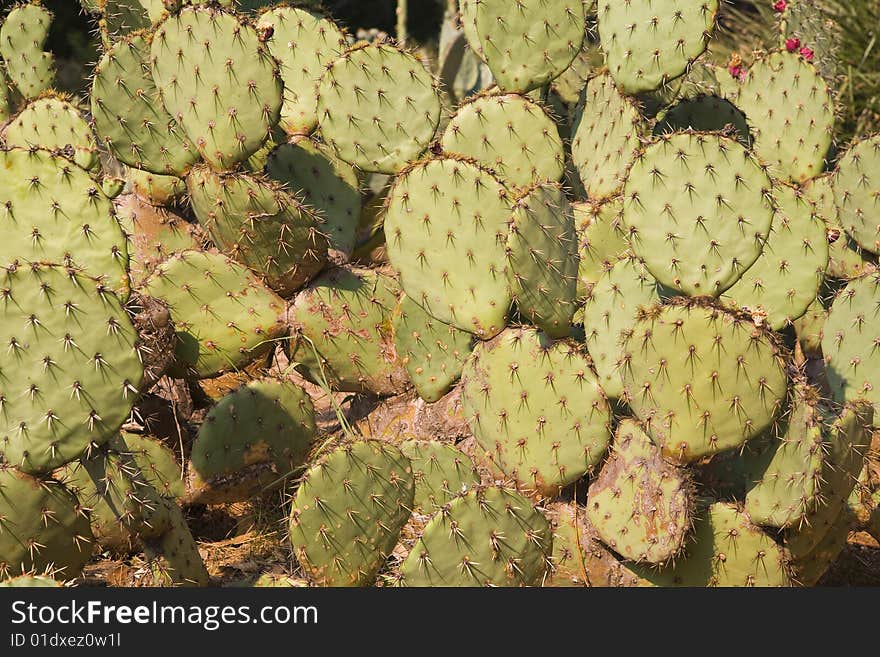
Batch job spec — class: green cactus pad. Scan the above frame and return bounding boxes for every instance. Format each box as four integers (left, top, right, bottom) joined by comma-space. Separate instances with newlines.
91, 33, 198, 176
141, 250, 287, 379
316, 43, 441, 174
265, 138, 361, 261
831, 134, 880, 254
822, 272, 880, 412
401, 485, 552, 586
587, 419, 693, 564
623, 132, 775, 297
460, 327, 612, 495
0, 148, 130, 295
99, 0, 153, 43
392, 293, 473, 403
632, 502, 791, 586
620, 300, 788, 462
804, 175, 870, 279
598, 0, 718, 94
721, 184, 829, 330
385, 157, 512, 338
0, 574, 62, 587
256, 5, 346, 136
0, 67, 11, 124
506, 183, 578, 337
150, 5, 283, 170
736, 51, 834, 184
784, 402, 873, 555
790, 505, 851, 586
571, 73, 644, 201
439, 92, 565, 188
582, 255, 661, 399
111, 432, 183, 500
0, 467, 93, 580
793, 298, 827, 356
128, 168, 187, 206
0, 265, 143, 473
469, 0, 585, 93
189, 379, 316, 503
143, 496, 209, 586
743, 384, 826, 529
289, 441, 415, 587
186, 166, 328, 297
287, 266, 408, 395
654, 94, 750, 145
0, 3, 55, 99
399, 440, 480, 514
574, 198, 629, 296
2, 95, 98, 171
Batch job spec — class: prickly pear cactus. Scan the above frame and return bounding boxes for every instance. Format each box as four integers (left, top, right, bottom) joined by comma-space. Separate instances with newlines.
0, 466, 93, 580
141, 250, 287, 378
505, 182, 579, 337
620, 300, 788, 463
150, 5, 283, 170
822, 272, 880, 413
439, 92, 565, 188
128, 168, 188, 206
316, 43, 441, 174
0, 148, 130, 296
654, 94, 750, 144
289, 441, 415, 587
0, 574, 62, 587
623, 132, 775, 297
392, 294, 473, 403
831, 134, 880, 254
143, 496, 210, 587
574, 197, 628, 294
0, 2, 55, 99
804, 174, 870, 279
287, 266, 408, 395
188, 379, 316, 504
587, 419, 693, 564
597, 0, 718, 94
0, 264, 143, 473
385, 157, 512, 338
399, 440, 480, 514
402, 484, 551, 587
461, 327, 612, 495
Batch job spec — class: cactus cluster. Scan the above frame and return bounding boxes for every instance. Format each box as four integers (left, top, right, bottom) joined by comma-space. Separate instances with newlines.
2, 0, 880, 589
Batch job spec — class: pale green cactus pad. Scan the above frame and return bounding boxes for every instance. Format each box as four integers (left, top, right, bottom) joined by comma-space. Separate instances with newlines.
0, 3, 55, 99
831, 134, 880, 254
399, 440, 481, 514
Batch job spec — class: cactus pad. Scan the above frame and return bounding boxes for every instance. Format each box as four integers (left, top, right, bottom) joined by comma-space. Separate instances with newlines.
831, 134, 880, 254
804, 174, 870, 279
574, 197, 629, 295
654, 94, 750, 144
0, 3, 55, 99
399, 440, 480, 514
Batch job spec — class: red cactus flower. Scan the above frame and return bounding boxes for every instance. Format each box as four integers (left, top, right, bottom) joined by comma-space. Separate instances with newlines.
728, 64, 744, 80
800, 46, 814, 61
773, 0, 787, 12
785, 37, 801, 52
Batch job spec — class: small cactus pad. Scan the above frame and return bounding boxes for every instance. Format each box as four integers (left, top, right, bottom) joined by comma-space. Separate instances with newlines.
632, 502, 791, 586
385, 157, 512, 338
582, 256, 661, 399
91, 33, 198, 176
571, 73, 644, 200
721, 184, 829, 330
0, 265, 143, 473
831, 134, 880, 254
439, 93, 565, 188
0, 147, 130, 296
654, 94, 750, 144
574, 197, 628, 294
392, 293, 474, 403
620, 300, 788, 462
0, 3, 55, 99
3, 95, 98, 171
460, 327, 612, 495
99, 0, 153, 43
399, 440, 480, 513
597, 0, 718, 94
189, 379, 316, 503
316, 43, 441, 174
736, 51, 834, 184
469, 0, 586, 93
790, 504, 852, 586
256, 5, 346, 136
623, 132, 775, 297
506, 183, 579, 337
0, 574, 62, 587
0, 467, 93, 580
128, 168, 188, 206
265, 138, 361, 261
187, 166, 328, 297
804, 175, 870, 279
822, 272, 880, 412
289, 441, 415, 587
401, 485, 552, 586
141, 250, 287, 378
743, 384, 826, 528
150, 5, 283, 170
111, 432, 183, 500
287, 266, 408, 395
587, 419, 693, 564
143, 496, 209, 586
793, 298, 827, 356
